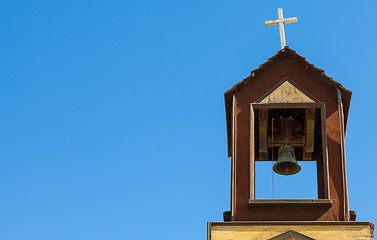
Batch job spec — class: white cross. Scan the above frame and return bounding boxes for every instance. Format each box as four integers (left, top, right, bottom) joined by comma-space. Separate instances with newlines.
265, 8, 297, 49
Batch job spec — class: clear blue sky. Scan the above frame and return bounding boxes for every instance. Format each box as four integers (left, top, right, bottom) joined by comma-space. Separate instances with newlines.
1, 1, 376, 239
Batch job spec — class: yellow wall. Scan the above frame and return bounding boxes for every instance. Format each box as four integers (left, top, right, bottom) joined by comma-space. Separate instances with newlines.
209, 222, 374, 240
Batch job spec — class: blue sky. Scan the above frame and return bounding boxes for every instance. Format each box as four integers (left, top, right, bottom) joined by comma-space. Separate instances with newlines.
1, 1, 376, 239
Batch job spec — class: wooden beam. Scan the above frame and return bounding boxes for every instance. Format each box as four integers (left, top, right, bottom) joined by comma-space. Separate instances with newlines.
207, 222, 211, 240
320, 104, 330, 199
250, 104, 255, 200
248, 199, 332, 208
252, 102, 324, 109
268, 135, 304, 147
337, 88, 350, 221
231, 94, 236, 220
259, 109, 269, 160
265, 17, 298, 26
305, 108, 316, 152
303, 151, 312, 161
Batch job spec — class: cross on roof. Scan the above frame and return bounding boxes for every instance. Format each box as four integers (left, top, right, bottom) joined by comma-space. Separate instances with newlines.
265, 8, 297, 49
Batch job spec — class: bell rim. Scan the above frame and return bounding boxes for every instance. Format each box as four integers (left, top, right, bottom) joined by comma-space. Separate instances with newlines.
273, 161, 302, 175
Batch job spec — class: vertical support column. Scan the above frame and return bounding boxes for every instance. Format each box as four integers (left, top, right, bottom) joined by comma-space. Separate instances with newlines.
207, 222, 212, 240
249, 104, 255, 200
337, 89, 350, 221
231, 94, 237, 220
304, 108, 315, 160
321, 104, 330, 199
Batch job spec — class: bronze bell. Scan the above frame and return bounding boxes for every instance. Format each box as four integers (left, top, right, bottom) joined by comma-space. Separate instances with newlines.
273, 141, 301, 175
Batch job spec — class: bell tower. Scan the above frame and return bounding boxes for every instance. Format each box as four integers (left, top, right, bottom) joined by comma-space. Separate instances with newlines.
207, 46, 374, 239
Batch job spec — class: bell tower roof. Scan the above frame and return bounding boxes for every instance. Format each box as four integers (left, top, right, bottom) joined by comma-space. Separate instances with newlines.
224, 47, 351, 157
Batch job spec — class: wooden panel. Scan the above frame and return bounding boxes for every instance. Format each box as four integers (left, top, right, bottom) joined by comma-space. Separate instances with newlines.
260, 81, 315, 103
209, 222, 374, 240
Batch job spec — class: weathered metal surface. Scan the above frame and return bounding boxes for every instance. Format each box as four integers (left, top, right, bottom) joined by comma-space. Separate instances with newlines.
273, 141, 301, 175
227, 50, 348, 221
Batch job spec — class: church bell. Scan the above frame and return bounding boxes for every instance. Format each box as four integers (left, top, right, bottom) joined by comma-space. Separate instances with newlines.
273, 141, 301, 175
